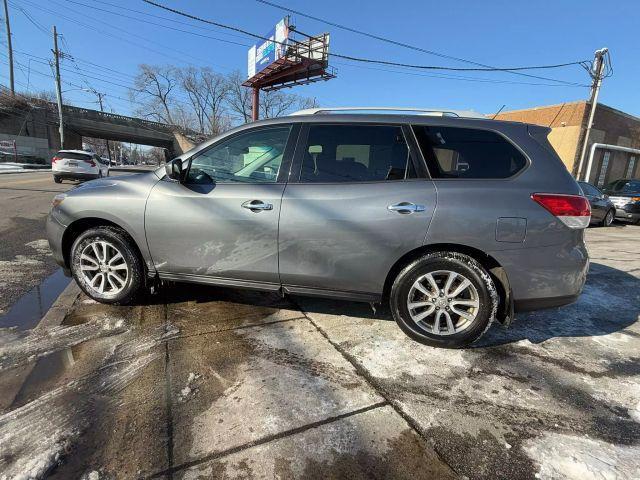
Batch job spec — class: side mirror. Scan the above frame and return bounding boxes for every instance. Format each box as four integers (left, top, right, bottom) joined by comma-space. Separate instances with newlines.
165, 158, 184, 182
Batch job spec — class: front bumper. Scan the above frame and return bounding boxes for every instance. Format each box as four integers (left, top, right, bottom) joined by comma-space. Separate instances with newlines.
46, 211, 70, 275
614, 209, 640, 222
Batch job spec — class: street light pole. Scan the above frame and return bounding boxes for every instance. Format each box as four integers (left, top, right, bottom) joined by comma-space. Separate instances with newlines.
576, 47, 608, 181
52, 25, 64, 149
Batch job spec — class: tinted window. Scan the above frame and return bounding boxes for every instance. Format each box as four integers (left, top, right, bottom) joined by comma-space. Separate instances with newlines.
186, 126, 290, 184
413, 126, 527, 179
58, 151, 92, 161
605, 180, 640, 193
578, 182, 601, 197
300, 125, 414, 183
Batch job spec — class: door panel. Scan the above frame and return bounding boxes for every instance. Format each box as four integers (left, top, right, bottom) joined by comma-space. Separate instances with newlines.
278, 181, 436, 294
145, 181, 284, 283
144, 124, 297, 285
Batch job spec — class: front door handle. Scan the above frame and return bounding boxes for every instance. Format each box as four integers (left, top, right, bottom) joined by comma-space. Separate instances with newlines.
387, 202, 426, 214
242, 200, 273, 212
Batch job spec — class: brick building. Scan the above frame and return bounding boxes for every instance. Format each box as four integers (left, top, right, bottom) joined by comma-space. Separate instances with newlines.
493, 101, 640, 187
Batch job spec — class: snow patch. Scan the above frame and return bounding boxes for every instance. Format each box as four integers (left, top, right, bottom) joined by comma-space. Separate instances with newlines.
25, 239, 51, 256
178, 372, 202, 403
524, 432, 640, 480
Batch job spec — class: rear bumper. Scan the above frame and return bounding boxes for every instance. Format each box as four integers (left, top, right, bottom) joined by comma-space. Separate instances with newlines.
52, 172, 99, 180
514, 294, 580, 312
490, 240, 589, 311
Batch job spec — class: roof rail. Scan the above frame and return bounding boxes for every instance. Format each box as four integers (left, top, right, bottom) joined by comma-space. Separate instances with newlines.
289, 107, 485, 118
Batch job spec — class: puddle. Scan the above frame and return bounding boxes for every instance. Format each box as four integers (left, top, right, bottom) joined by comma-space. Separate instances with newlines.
0, 269, 71, 330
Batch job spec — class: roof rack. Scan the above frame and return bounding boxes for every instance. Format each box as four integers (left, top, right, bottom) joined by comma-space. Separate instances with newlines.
289, 107, 485, 118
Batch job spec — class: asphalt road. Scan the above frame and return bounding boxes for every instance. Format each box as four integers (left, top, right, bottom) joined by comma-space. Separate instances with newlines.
0, 172, 74, 315
0, 224, 638, 479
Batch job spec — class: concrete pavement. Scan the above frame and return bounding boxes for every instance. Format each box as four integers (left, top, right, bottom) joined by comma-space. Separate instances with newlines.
0, 224, 638, 479
0, 171, 73, 315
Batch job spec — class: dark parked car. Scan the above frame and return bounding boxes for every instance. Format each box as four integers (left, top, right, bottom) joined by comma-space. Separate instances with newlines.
578, 181, 616, 227
47, 109, 590, 348
602, 179, 640, 224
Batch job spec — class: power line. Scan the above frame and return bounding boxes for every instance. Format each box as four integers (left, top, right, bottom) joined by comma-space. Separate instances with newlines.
255, 0, 590, 86
142, 0, 589, 87
59, 0, 251, 48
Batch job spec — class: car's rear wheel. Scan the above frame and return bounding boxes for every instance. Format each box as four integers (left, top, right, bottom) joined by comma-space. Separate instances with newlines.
53, 176, 62, 183
70, 226, 143, 304
600, 209, 614, 227
390, 252, 498, 348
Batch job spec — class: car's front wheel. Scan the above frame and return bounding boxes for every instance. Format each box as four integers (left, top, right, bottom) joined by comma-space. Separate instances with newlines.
70, 226, 143, 304
390, 252, 499, 348
53, 176, 62, 184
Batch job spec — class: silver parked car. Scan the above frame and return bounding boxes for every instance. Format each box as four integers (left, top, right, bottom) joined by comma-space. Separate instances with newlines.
47, 109, 590, 347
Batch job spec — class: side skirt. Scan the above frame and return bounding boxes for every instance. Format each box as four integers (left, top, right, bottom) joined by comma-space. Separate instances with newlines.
155, 272, 381, 303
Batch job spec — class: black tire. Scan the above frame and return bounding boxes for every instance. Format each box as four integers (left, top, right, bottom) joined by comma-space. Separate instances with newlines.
390, 252, 499, 348
53, 176, 62, 183
70, 226, 143, 304
600, 209, 614, 227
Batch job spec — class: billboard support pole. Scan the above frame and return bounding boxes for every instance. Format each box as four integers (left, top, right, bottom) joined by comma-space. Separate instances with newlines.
252, 87, 260, 122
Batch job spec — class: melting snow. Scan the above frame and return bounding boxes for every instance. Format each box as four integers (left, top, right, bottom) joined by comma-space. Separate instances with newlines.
524, 432, 640, 480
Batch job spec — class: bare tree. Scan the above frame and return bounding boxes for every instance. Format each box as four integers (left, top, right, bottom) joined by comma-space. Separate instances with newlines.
181, 67, 231, 135
225, 70, 252, 123
130, 64, 179, 125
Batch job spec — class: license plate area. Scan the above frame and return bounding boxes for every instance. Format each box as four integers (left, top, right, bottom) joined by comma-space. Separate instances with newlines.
68, 161, 78, 167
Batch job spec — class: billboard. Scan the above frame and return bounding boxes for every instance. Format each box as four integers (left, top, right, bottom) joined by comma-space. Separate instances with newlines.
247, 17, 289, 79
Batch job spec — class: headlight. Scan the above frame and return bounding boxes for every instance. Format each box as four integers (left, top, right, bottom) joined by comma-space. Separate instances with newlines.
52, 193, 66, 208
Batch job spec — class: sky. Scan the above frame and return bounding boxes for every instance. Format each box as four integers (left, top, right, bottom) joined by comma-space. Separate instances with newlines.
1, 0, 639, 120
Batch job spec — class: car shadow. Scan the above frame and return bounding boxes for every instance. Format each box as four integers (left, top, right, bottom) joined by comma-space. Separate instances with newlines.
141, 261, 639, 348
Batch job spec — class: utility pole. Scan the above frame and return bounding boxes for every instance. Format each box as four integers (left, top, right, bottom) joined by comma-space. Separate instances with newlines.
3, 0, 14, 95
576, 47, 608, 181
251, 87, 260, 121
52, 25, 64, 149
94, 91, 113, 164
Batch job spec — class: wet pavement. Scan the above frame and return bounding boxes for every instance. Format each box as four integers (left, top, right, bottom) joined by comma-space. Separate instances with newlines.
0, 224, 638, 479
0, 171, 74, 315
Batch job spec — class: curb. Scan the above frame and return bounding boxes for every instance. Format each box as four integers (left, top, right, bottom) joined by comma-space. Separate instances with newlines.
0, 280, 81, 411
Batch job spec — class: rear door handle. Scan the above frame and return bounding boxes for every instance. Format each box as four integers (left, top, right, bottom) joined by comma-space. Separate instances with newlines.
387, 202, 425, 214
242, 200, 273, 212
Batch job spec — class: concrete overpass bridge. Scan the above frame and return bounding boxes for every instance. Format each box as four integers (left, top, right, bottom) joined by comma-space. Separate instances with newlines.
58, 105, 197, 156
0, 97, 199, 162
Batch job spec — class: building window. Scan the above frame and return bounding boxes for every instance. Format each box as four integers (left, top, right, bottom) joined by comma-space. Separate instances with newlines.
626, 156, 636, 179
597, 151, 610, 187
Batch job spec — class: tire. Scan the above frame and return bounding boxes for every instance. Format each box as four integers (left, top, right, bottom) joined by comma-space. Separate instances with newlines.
390, 252, 499, 348
53, 176, 62, 183
600, 209, 614, 227
70, 226, 143, 304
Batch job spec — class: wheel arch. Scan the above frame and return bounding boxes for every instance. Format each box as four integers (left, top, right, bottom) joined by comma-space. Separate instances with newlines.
62, 217, 146, 275
383, 243, 514, 325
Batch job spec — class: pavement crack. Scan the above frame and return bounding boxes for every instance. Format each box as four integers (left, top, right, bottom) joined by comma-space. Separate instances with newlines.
292, 299, 463, 478
147, 401, 389, 478
163, 303, 175, 480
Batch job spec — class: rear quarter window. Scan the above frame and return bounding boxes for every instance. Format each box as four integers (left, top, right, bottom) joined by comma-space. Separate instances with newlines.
412, 126, 527, 179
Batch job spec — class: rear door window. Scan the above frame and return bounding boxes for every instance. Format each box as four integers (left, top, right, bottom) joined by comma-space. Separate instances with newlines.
412, 126, 527, 179
299, 125, 415, 183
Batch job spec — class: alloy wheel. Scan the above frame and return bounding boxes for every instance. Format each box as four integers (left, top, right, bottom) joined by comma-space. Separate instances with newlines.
79, 240, 129, 296
407, 270, 479, 336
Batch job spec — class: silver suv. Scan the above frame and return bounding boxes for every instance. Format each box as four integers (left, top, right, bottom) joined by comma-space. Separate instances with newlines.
47, 110, 590, 347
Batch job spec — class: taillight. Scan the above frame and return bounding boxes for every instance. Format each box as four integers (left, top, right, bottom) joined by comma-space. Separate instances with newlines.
86, 160, 96, 167
531, 193, 591, 229
52, 156, 61, 164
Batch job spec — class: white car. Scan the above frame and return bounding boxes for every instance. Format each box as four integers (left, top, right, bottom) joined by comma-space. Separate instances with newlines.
51, 150, 109, 183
